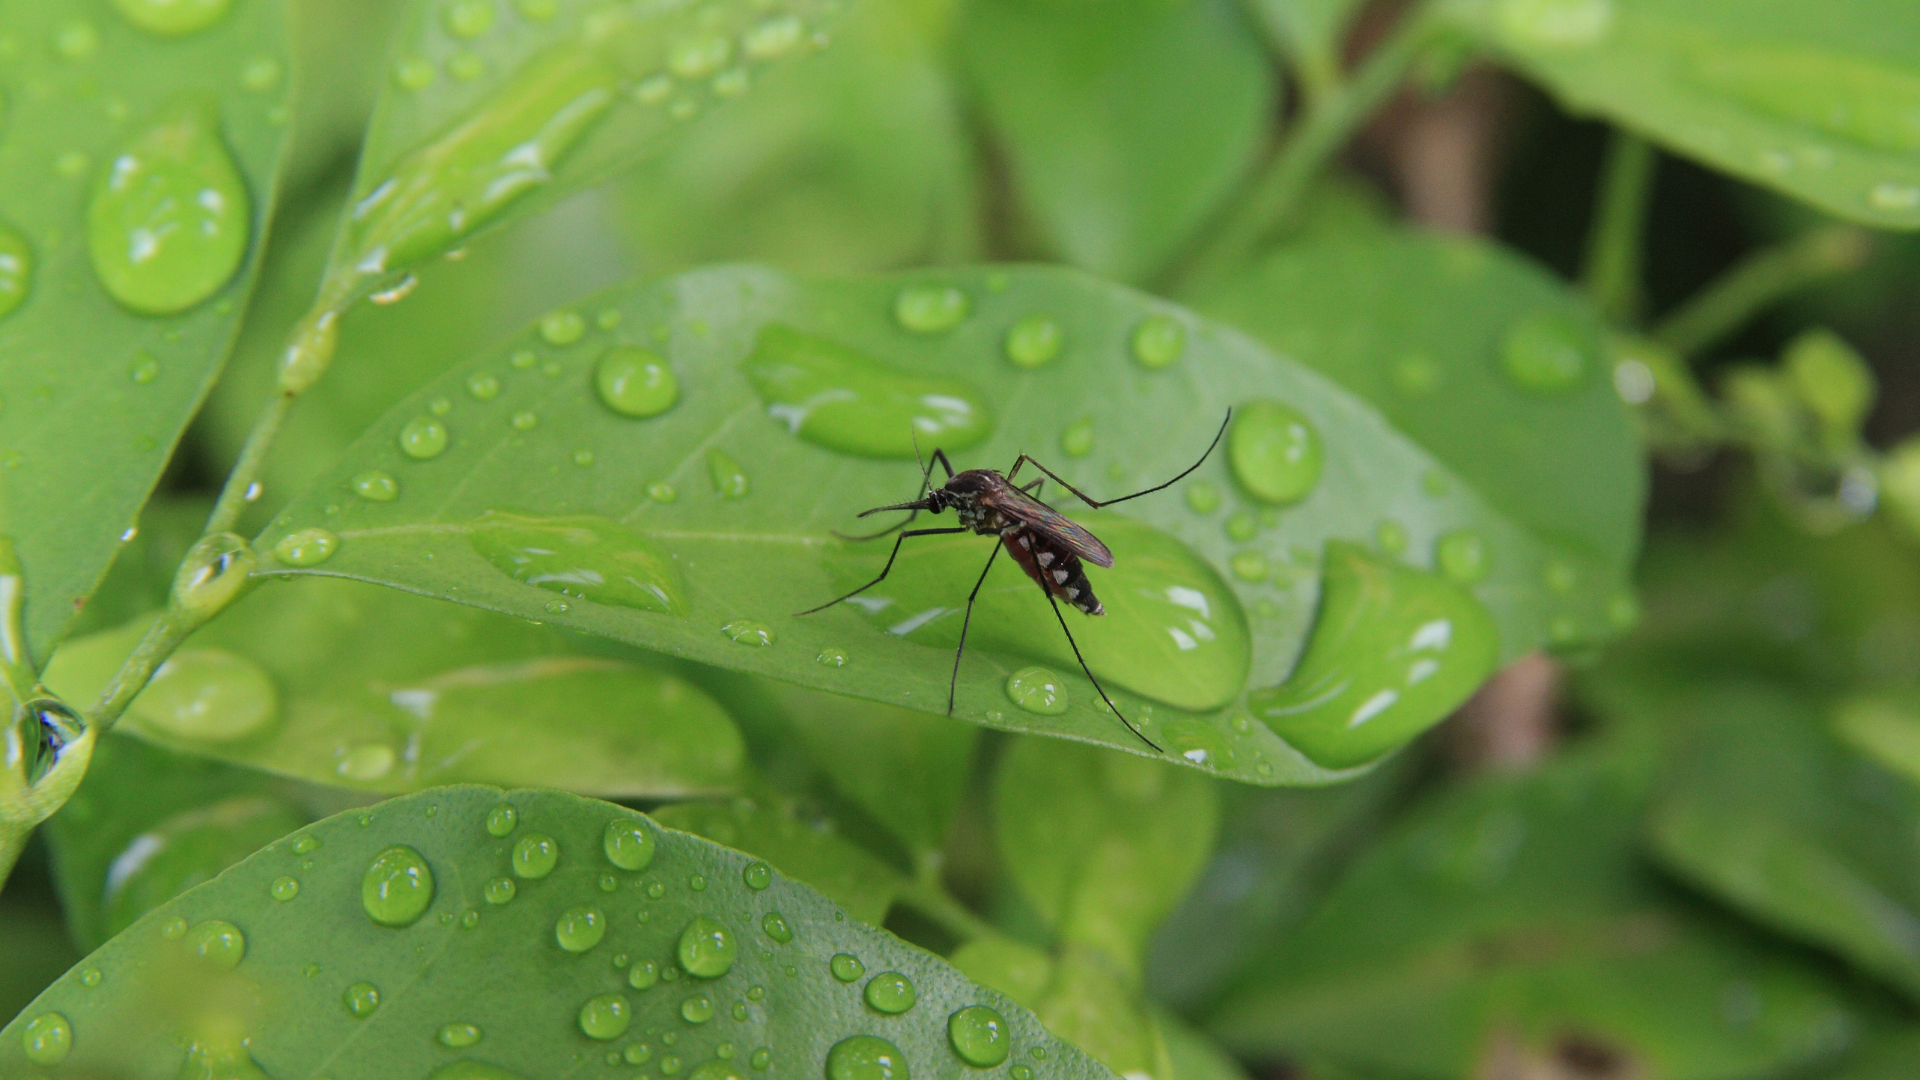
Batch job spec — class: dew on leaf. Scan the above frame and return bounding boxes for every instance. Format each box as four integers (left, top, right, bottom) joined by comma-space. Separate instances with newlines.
188, 919, 245, 968
556, 905, 607, 952
1229, 401, 1323, 505
864, 972, 915, 1014
343, 981, 380, 1018
751, 1048, 772, 1070
486, 803, 518, 837
947, 1006, 1009, 1067
1500, 311, 1591, 393
111, 0, 231, 36
1130, 315, 1185, 369
1059, 417, 1094, 458
0, 223, 32, 320
668, 35, 733, 79
743, 862, 771, 890
689, 1061, 744, 1080
513, 833, 559, 878
678, 916, 737, 977
241, 55, 282, 92
270, 876, 300, 901
437, 1023, 482, 1048
830, 953, 865, 982
762, 911, 793, 943
445, 0, 495, 38
827, 1035, 908, 1080
816, 647, 848, 667
1869, 182, 1920, 212
89, 104, 250, 315
1185, 483, 1221, 514
631, 958, 660, 989
1225, 513, 1257, 543
650, 482, 678, 503
709, 449, 751, 498
894, 285, 969, 333
682, 992, 715, 1024
483, 876, 517, 905
723, 620, 774, 646
1005, 667, 1068, 716
399, 416, 449, 459
470, 511, 688, 615
605, 819, 656, 871
580, 993, 633, 1040
743, 14, 804, 59
1436, 530, 1488, 584
22, 1013, 72, 1065
352, 470, 399, 501
743, 327, 992, 458
130, 647, 277, 741
1011, 1066, 1033, 1080
596, 346, 679, 417
515, 0, 558, 19
1004, 314, 1064, 368
511, 410, 538, 431
362, 846, 434, 927
465, 372, 501, 401
627, 1043, 654, 1064
273, 528, 339, 567
1230, 551, 1268, 583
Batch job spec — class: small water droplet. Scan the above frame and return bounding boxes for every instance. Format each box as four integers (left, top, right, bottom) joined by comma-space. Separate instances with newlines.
513, 833, 559, 878
1436, 531, 1487, 584
682, 992, 716, 1024
516, 0, 558, 19
761, 911, 792, 943
510, 410, 538, 431
0, 223, 33, 320
188, 919, 246, 968
343, 981, 380, 1018
129, 351, 161, 384
352, 469, 399, 501
463, 373, 501, 404
894, 285, 969, 333
1005, 666, 1068, 715
270, 876, 300, 901
1230, 551, 1268, 583
827, 1036, 907, 1080
111, 0, 232, 35
669, 34, 732, 79
1500, 311, 1591, 393
743, 862, 772, 890
470, 512, 687, 614
1185, 483, 1221, 514
241, 55, 282, 92
369, 273, 419, 305
1229, 401, 1323, 505
816, 646, 848, 667
484, 876, 517, 905
362, 846, 434, 927
605, 819, 657, 871
577, 992, 631, 1040
709, 449, 751, 498
1011, 1066, 1033, 1080
864, 972, 915, 1014
648, 882, 667, 899
1376, 520, 1407, 555
947, 1006, 1009, 1067
483, 803, 519, 838
630, 958, 660, 989
337, 742, 395, 780
557, 905, 607, 952
596, 346, 679, 417
830, 953, 865, 982
1059, 417, 1094, 458
722, 620, 774, 646
751, 1048, 772, 1071
1004, 315, 1063, 368
743, 14, 803, 59
80, 968, 102, 988
1496, 0, 1612, 48
445, 0, 495, 37
273, 527, 339, 567
22, 1013, 71, 1065
399, 416, 449, 459
1131, 314, 1186, 369
437, 1023, 482, 1048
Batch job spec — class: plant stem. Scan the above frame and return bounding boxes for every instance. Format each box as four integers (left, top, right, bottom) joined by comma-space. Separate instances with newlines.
1169, 2, 1441, 294
897, 877, 996, 943
202, 392, 295, 539
1654, 225, 1872, 358
1581, 131, 1657, 325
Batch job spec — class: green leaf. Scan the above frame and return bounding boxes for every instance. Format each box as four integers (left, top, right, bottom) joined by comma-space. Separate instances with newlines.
1195, 230, 1646, 606
1031, 945, 1173, 1080
0, 889, 79, 1027
1245, 0, 1367, 90
257, 264, 1609, 781
1648, 682, 1920, 1006
1442, 0, 1920, 230
42, 736, 309, 951
0, 785, 1113, 1080
68, 496, 210, 639
957, 0, 1276, 282
1820, 1029, 1920, 1080
993, 737, 1218, 974
1157, 1007, 1252, 1080
324, 0, 854, 299
1208, 750, 1867, 1079
0, 0, 292, 663
653, 783, 901, 925
43, 578, 743, 797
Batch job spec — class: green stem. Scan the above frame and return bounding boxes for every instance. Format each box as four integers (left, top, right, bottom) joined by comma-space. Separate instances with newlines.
1581, 131, 1657, 325
1654, 225, 1872, 358
896, 877, 996, 943
1169, 3, 1440, 294
202, 391, 294, 538
91, 610, 195, 734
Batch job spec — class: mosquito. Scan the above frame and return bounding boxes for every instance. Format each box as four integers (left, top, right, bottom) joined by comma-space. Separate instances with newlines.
796, 412, 1231, 751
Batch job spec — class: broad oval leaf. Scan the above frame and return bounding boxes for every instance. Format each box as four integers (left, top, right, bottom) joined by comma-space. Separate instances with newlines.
0, 0, 292, 662
0, 785, 1114, 1080
1441, 0, 1920, 229
256, 265, 1621, 782
43, 578, 743, 797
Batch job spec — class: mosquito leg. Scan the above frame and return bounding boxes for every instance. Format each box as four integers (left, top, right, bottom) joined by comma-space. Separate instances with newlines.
1009, 411, 1231, 508
1040, 585, 1163, 752
1021, 479, 1043, 495
794, 527, 969, 616
947, 540, 1004, 715
834, 509, 918, 543
929, 449, 956, 481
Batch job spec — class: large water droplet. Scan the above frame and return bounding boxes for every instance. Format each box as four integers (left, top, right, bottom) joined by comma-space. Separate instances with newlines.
22, 1013, 72, 1065
708, 449, 751, 498
400, 416, 449, 459
343, 981, 380, 1018
513, 833, 558, 878
362, 845, 435, 926
1500, 311, 1591, 393
129, 647, 277, 741
894, 285, 969, 333
1005, 667, 1068, 715
579, 993, 632, 1040
743, 862, 771, 890
188, 919, 246, 968
0, 222, 33, 319
1131, 315, 1186, 369
722, 620, 774, 646
88, 104, 250, 315
470, 511, 687, 615
111, 0, 232, 36
1250, 543, 1499, 768
827, 1036, 908, 1080
171, 533, 255, 619
1496, 0, 1612, 49
947, 1006, 1009, 1067
604, 819, 656, 870
556, 905, 607, 952
678, 916, 737, 977
1229, 401, 1323, 505
743, 326, 993, 458
864, 972, 915, 1014
596, 345, 679, 418
273, 528, 339, 567
1692, 45, 1920, 155
1004, 315, 1064, 368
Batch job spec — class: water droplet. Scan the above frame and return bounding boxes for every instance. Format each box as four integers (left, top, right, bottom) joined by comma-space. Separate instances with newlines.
369, 273, 420, 305
241, 55, 282, 92
22, 1013, 71, 1065
827, 1036, 908, 1080
1011, 1066, 1033, 1080
56, 20, 101, 59
438, 1023, 482, 1048
743, 862, 771, 890
1501, 311, 1591, 393
1376, 520, 1407, 555
1059, 417, 1094, 458
669, 35, 732, 79
350, 49, 618, 275
1391, 353, 1440, 397
863, 972, 915, 1014
829, 953, 865, 982
513, 833, 559, 879
80, 968, 102, 988
816, 647, 848, 667
470, 511, 688, 615
1435, 531, 1487, 584
1229, 401, 1323, 505
273, 527, 339, 567
337, 742, 394, 781
161, 916, 188, 940
648, 882, 667, 899
605, 819, 656, 871
1496, 0, 1612, 48
445, 0, 495, 37
593, 345, 679, 418
88, 104, 250, 315
395, 56, 435, 89
1250, 543, 1499, 768
565, 992, 631, 1041
352, 470, 400, 502
751, 1048, 772, 1071
650, 482, 679, 503
709, 448, 751, 498
1870, 182, 1920, 212
1005, 667, 1068, 715
511, 410, 539, 430
712, 68, 750, 97
761, 911, 792, 943
400, 416, 449, 459
171, 532, 254, 618
0, 223, 32, 320
343, 981, 380, 1018
629, 958, 660, 990
361, 846, 435, 927
947, 1006, 1009, 1067
679, 916, 737, 977
1185, 483, 1221, 514
557, 905, 607, 952
270, 876, 300, 901
663, 1055, 686, 1075
126, 647, 276, 742
1230, 551, 1268, 583
722, 620, 774, 646
464, 372, 502, 403
111, 0, 231, 35
894, 285, 970, 333
1004, 315, 1064, 368
188, 919, 246, 968
1131, 315, 1186, 369
744, 327, 993, 458
681, 992, 716, 1024
481, 804, 517, 838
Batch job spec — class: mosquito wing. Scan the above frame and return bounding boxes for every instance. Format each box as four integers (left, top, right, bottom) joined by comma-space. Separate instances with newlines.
986, 482, 1115, 568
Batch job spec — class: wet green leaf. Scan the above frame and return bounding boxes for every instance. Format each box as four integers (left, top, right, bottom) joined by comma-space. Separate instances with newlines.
1208, 751, 1867, 1079
994, 737, 1218, 974
0, 892, 80, 1027
1196, 230, 1646, 612
0, 786, 1111, 1080
43, 578, 743, 797
0, 0, 291, 663
43, 736, 308, 951
957, 0, 1275, 282
257, 265, 1624, 782
1648, 682, 1920, 1006
1442, 0, 1920, 229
